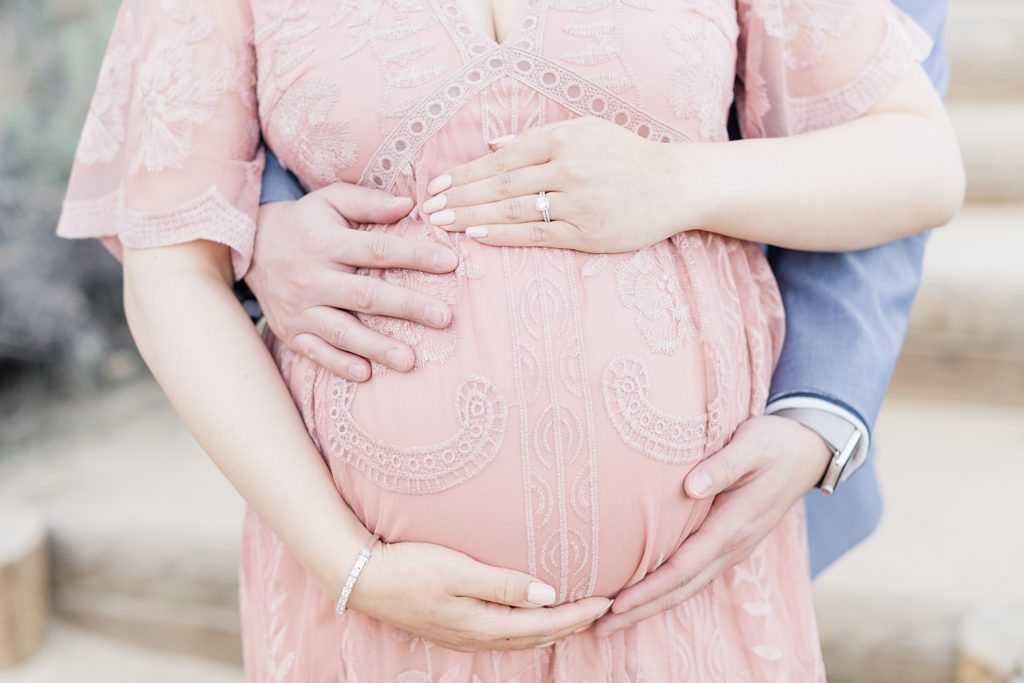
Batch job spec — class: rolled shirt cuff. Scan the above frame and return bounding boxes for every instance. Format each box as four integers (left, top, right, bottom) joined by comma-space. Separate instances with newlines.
765, 395, 871, 483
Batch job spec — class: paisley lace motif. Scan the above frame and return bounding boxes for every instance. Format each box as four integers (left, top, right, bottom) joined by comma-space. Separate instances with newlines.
614, 243, 698, 355
324, 374, 508, 494
602, 355, 708, 464
356, 265, 459, 372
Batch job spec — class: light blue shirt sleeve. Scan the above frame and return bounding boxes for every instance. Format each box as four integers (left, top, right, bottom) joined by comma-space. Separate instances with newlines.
766, 0, 950, 438
260, 148, 307, 204
768, 0, 951, 575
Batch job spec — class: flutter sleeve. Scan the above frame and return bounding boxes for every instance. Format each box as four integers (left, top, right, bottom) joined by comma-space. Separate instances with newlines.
56, 0, 264, 280
735, 0, 934, 138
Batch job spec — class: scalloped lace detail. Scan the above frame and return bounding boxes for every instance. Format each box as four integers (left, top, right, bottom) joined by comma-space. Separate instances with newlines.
361, 46, 692, 191
745, 0, 859, 70
787, 12, 932, 133
324, 374, 508, 494
57, 181, 260, 279
602, 355, 709, 464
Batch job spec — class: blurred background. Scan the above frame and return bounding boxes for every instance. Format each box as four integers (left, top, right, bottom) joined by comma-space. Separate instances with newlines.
0, 1, 1021, 682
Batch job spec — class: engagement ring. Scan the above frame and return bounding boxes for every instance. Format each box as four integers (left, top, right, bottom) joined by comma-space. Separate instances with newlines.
535, 191, 551, 223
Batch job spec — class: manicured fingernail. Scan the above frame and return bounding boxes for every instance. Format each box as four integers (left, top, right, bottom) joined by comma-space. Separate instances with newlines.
466, 226, 488, 238
599, 602, 614, 617
421, 194, 447, 213
427, 174, 452, 195
689, 469, 713, 497
424, 303, 448, 326
527, 582, 556, 606
349, 364, 369, 381
432, 250, 458, 270
488, 134, 516, 146
386, 348, 412, 370
429, 209, 455, 226
388, 196, 414, 210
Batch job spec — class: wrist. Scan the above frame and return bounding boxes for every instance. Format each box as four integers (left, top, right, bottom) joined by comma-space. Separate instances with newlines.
788, 418, 835, 492
342, 537, 388, 616
661, 140, 724, 234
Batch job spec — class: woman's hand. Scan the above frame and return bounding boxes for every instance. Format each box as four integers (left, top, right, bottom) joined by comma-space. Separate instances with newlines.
348, 541, 612, 652
420, 116, 701, 253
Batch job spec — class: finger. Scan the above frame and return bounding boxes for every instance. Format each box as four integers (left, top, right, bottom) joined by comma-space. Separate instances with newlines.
342, 229, 459, 273
453, 561, 557, 608
484, 597, 612, 642
314, 182, 415, 224
306, 307, 417, 374
290, 333, 371, 381
421, 164, 555, 216
428, 192, 567, 233
323, 272, 453, 331
490, 608, 605, 651
594, 561, 728, 638
611, 503, 732, 614
463, 221, 582, 250
441, 601, 600, 653
684, 434, 764, 500
427, 128, 553, 195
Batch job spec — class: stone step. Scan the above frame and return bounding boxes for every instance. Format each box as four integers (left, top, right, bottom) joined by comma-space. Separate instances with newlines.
0, 622, 242, 683
950, 103, 1024, 204
947, 0, 1024, 103
0, 382, 246, 664
892, 203, 1024, 404
814, 396, 1024, 683
2, 385, 1022, 679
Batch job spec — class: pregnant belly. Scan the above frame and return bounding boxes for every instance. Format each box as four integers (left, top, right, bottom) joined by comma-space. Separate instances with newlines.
295, 238, 776, 602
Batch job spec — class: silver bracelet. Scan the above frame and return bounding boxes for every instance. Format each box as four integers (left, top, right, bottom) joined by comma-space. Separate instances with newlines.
335, 534, 380, 617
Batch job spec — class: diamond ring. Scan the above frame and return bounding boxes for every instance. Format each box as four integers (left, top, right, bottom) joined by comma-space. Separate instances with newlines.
535, 191, 551, 223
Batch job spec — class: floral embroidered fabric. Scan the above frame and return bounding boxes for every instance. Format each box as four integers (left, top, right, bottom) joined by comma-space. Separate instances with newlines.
58, 0, 931, 680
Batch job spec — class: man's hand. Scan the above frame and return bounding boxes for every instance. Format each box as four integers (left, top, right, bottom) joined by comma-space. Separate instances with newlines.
594, 415, 831, 637
245, 182, 460, 381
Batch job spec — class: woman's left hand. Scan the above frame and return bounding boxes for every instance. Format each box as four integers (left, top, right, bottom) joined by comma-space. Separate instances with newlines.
421, 116, 704, 253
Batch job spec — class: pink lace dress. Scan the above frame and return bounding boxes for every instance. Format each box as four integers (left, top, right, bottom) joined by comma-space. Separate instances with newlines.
58, 0, 930, 680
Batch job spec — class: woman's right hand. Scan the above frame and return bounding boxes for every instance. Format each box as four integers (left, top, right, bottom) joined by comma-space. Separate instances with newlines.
347, 541, 612, 652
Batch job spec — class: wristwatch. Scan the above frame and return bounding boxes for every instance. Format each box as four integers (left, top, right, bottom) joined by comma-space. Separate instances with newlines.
769, 405, 865, 496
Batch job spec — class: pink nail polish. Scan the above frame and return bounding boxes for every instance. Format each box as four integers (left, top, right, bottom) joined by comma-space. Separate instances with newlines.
430, 209, 455, 226
421, 194, 447, 213
689, 469, 713, 497
488, 134, 516, 146
466, 226, 488, 238
427, 174, 452, 195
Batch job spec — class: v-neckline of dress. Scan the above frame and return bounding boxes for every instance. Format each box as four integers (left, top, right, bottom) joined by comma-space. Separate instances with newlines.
443, 0, 539, 50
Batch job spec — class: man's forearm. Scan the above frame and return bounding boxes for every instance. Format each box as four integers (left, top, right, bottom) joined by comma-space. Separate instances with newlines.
765, 0, 950, 475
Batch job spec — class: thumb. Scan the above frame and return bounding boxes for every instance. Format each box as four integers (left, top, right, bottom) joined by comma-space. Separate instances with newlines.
456, 559, 557, 608
684, 439, 752, 500
316, 182, 414, 225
